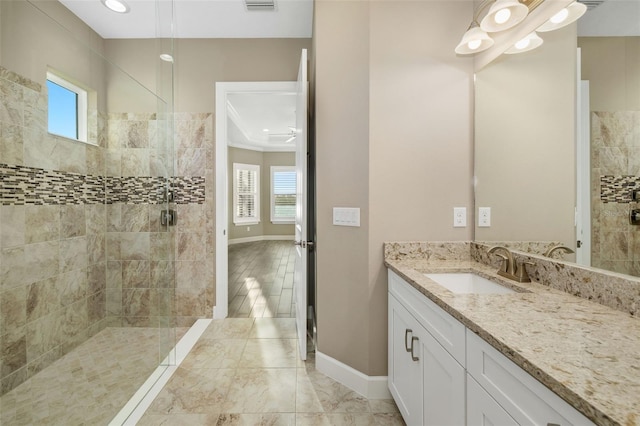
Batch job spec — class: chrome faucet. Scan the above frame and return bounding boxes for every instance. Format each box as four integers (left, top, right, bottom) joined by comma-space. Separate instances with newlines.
543, 244, 574, 258
487, 246, 532, 283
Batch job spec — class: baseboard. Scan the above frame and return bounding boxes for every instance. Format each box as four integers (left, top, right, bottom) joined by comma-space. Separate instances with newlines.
315, 351, 391, 400
228, 235, 295, 245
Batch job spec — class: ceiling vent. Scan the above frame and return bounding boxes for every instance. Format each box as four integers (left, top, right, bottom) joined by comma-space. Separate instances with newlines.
578, 0, 607, 10
245, 0, 276, 11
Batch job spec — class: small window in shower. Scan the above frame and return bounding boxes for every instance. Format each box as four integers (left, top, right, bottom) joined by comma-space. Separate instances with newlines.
46, 71, 88, 143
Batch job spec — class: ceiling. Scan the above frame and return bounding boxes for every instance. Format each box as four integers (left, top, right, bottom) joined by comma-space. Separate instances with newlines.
57, 0, 636, 153
227, 93, 297, 152
578, 0, 640, 36
59, 0, 313, 39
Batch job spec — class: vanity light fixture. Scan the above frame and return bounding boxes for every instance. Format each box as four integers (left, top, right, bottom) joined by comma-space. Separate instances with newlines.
504, 31, 543, 54
455, 22, 495, 55
101, 0, 129, 14
480, 0, 529, 32
537, 1, 587, 32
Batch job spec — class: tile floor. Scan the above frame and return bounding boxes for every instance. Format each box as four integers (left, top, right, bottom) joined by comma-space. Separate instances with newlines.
139, 318, 405, 425
1, 240, 404, 425
228, 241, 296, 318
0, 327, 187, 425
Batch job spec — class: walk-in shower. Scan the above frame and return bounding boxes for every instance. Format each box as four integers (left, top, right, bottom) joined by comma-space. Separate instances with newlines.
0, 0, 179, 422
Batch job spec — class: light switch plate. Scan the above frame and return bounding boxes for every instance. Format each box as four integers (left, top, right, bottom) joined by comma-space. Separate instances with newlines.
333, 207, 360, 227
478, 207, 491, 227
453, 207, 466, 228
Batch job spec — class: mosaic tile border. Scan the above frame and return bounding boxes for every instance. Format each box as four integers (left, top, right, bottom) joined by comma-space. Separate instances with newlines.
1, 163, 205, 205
600, 175, 640, 204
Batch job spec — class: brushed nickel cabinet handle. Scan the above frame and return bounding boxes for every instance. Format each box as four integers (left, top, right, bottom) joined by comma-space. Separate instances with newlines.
404, 329, 412, 352
410, 336, 420, 361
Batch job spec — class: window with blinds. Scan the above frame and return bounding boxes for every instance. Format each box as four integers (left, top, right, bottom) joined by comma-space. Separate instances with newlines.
233, 163, 260, 225
271, 166, 296, 223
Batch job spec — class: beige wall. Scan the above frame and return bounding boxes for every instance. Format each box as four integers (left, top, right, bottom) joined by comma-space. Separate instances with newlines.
228, 147, 295, 240
314, 0, 474, 376
474, 26, 577, 248
105, 38, 311, 113
579, 37, 640, 112
1, 0, 107, 110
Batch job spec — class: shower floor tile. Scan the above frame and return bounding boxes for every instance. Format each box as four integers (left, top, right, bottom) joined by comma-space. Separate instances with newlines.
0, 327, 187, 426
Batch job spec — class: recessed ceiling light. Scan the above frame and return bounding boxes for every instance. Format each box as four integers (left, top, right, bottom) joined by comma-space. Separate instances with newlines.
263, 128, 269, 132
159, 54, 174, 63
102, 0, 129, 14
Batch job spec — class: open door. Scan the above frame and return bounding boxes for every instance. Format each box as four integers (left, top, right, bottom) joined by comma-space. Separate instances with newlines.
293, 49, 309, 361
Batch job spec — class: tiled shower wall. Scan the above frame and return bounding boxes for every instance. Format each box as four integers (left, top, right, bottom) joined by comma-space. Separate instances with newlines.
0, 67, 109, 394
1, 65, 215, 394
104, 112, 214, 328
591, 111, 640, 276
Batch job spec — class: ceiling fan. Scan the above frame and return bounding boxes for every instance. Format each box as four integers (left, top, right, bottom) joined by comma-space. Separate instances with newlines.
268, 126, 297, 144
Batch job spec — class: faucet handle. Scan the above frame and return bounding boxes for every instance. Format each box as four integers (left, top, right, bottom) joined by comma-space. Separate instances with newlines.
516, 261, 534, 283
494, 253, 509, 272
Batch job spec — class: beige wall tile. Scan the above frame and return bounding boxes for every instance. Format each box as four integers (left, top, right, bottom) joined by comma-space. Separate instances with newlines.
122, 260, 150, 288
121, 149, 150, 177
0, 206, 25, 248
57, 138, 87, 175
0, 327, 26, 378
121, 204, 150, 232
87, 262, 106, 295
120, 232, 150, 260
0, 247, 25, 290
59, 237, 87, 273
0, 123, 24, 165
176, 232, 206, 261
25, 205, 60, 244
24, 241, 60, 285
26, 277, 58, 323
87, 233, 106, 265
23, 128, 58, 171
0, 78, 24, 126
60, 205, 86, 238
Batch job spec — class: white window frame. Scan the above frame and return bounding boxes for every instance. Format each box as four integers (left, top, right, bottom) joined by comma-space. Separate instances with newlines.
270, 166, 296, 224
46, 71, 88, 143
233, 162, 260, 225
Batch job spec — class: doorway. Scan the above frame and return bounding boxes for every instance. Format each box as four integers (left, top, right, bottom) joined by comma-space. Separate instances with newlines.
215, 81, 298, 320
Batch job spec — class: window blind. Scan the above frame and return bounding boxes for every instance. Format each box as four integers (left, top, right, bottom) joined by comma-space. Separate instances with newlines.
271, 167, 296, 222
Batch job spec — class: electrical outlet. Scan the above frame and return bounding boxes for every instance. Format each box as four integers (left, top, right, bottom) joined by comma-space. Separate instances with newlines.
453, 207, 466, 227
478, 207, 491, 227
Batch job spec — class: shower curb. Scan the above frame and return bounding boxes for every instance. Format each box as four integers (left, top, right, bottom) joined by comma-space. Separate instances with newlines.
109, 319, 213, 426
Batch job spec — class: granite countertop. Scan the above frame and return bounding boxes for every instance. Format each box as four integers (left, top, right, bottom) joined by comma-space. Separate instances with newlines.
385, 258, 640, 426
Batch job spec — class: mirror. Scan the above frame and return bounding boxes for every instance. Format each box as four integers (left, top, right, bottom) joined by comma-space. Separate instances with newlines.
474, 0, 640, 277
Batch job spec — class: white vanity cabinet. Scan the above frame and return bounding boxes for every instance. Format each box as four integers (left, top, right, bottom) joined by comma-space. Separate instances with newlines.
387, 270, 596, 426
388, 271, 465, 426
467, 373, 517, 425
466, 330, 594, 426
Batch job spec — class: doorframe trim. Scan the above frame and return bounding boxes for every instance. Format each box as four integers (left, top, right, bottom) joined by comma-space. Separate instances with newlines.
214, 81, 297, 319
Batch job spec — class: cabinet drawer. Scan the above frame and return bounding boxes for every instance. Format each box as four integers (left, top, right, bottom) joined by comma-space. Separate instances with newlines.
388, 270, 466, 366
466, 330, 594, 426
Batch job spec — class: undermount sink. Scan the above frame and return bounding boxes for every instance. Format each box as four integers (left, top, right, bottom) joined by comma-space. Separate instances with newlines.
424, 273, 516, 295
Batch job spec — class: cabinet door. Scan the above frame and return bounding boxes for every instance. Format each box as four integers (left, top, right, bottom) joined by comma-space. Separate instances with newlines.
422, 330, 465, 426
388, 294, 423, 426
467, 373, 517, 426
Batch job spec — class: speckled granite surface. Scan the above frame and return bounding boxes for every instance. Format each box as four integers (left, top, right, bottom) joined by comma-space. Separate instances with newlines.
384, 242, 640, 426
